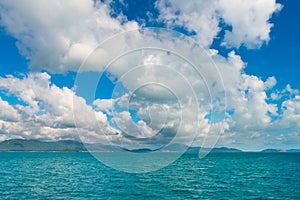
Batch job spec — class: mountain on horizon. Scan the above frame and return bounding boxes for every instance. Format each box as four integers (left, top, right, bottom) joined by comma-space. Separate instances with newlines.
0, 139, 242, 152
260, 148, 285, 153
0, 139, 299, 152
0, 139, 86, 152
162, 144, 242, 153
260, 148, 300, 153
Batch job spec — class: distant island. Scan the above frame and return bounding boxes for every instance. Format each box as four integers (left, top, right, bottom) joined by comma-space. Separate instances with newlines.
0, 139, 242, 152
0, 139, 86, 152
0, 139, 299, 153
260, 148, 300, 153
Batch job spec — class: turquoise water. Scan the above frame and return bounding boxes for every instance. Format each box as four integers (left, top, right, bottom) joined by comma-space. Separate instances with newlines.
0, 152, 300, 199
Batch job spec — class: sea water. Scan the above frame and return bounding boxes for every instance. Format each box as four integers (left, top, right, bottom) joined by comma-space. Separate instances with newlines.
0, 152, 299, 199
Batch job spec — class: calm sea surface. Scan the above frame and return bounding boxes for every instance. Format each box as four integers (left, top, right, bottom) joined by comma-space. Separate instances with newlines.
0, 152, 299, 199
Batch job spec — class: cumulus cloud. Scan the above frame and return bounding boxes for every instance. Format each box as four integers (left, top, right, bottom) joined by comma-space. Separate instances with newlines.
79, 45, 284, 149
155, 0, 220, 47
218, 0, 282, 48
0, 97, 20, 122
274, 94, 300, 131
0, 0, 139, 73
265, 76, 277, 89
0, 34, 287, 149
93, 98, 117, 114
0, 0, 282, 74
156, 0, 282, 48
111, 111, 156, 139
0, 0, 299, 150
216, 84, 300, 150
0, 73, 120, 142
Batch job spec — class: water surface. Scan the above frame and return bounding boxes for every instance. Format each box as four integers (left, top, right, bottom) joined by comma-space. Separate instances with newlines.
0, 152, 299, 199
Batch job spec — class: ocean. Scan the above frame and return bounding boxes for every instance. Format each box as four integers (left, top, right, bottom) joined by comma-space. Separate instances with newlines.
0, 152, 299, 199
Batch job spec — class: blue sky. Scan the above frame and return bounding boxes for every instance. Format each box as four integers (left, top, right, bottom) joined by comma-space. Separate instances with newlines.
1, 0, 299, 92
0, 0, 299, 151
242, 0, 300, 90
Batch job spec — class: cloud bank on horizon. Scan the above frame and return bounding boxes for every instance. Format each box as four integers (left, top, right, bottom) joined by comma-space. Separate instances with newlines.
0, 0, 299, 151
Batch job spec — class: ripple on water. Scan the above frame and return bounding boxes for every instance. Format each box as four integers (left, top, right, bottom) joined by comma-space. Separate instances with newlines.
0, 152, 300, 199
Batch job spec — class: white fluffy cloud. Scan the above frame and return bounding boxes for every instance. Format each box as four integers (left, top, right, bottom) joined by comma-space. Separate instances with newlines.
0, 0, 281, 74
0, 0, 299, 150
156, 0, 282, 48
216, 85, 300, 150
0, 39, 289, 149
0, 0, 139, 73
274, 94, 300, 131
111, 111, 156, 139
0, 97, 20, 122
218, 0, 282, 48
212, 51, 278, 131
0, 73, 120, 142
80, 45, 284, 149
155, 0, 220, 47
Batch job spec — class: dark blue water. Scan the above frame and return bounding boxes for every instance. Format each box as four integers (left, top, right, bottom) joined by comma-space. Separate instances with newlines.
1, 152, 299, 199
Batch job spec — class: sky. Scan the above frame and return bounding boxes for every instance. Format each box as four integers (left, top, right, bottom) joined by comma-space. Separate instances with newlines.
0, 0, 299, 151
